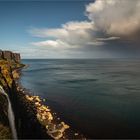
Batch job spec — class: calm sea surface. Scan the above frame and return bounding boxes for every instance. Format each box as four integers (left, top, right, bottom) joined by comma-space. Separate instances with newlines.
21, 59, 140, 138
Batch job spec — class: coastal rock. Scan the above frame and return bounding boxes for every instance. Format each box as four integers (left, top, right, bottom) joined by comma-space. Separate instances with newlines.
49, 130, 62, 140
0, 92, 8, 123
2, 51, 12, 60
0, 50, 20, 62
0, 51, 3, 58
0, 88, 12, 139
12, 53, 20, 63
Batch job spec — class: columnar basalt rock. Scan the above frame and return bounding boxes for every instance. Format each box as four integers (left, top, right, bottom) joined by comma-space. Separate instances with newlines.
0, 50, 3, 58
2, 51, 12, 60
12, 53, 21, 63
0, 50, 20, 62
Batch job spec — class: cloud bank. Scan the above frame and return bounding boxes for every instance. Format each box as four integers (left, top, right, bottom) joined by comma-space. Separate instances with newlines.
29, 0, 140, 58
86, 0, 140, 36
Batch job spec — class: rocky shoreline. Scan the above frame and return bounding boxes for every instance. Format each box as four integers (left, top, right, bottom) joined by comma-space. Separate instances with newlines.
15, 83, 85, 139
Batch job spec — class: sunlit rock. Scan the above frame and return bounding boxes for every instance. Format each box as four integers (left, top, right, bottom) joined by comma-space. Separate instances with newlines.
56, 122, 69, 133
25, 95, 34, 102
35, 102, 41, 107
47, 123, 56, 132
34, 96, 41, 102
49, 130, 63, 140
37, 105, 50, 112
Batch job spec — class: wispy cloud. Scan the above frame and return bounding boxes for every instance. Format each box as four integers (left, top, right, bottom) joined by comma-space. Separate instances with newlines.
97, 37, 120, 41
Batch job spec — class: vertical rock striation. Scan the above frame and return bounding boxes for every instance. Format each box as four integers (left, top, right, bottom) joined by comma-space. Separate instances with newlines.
0, 50, 20, 62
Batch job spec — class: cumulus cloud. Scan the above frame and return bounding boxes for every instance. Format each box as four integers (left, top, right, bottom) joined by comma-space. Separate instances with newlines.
30, 0, 140, 52
86, 0, 140, 36
29, 21, 102, 47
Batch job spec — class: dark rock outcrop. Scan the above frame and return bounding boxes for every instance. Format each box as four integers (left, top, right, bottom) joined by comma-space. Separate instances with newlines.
2, 51, 12, 60
0, 50, 20, 62
12, 53, 20, 63
0, 88, 12, 139
0, 93, 8, 125
0, 51, 3, 58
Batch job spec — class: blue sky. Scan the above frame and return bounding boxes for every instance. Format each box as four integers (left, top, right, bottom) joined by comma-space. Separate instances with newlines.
0, 0, 140, 58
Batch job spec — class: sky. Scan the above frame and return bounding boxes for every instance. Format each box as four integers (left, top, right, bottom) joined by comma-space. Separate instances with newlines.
0, 0, 140, 59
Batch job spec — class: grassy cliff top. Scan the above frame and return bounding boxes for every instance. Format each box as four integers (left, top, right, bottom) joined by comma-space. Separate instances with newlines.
0, 60, 18, 139
0, 59, 24, 88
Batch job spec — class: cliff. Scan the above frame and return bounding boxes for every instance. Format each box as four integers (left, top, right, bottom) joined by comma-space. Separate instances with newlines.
0, 50, 20, 63
0, 50, 23, 139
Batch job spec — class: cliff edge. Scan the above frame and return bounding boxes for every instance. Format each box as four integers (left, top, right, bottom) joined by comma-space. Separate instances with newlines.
0, 50, 23, 139
0, 50, 20, 63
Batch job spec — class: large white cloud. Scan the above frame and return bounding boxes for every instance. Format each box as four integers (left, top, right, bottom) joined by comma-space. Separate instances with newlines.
86, 0, 140, 36
29, 21, 102, 47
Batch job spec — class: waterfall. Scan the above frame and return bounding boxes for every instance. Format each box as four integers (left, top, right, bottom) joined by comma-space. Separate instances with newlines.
0, 86, 18, 139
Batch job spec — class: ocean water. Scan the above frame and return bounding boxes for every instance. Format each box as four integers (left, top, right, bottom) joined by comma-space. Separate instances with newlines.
21, 59, 140, 138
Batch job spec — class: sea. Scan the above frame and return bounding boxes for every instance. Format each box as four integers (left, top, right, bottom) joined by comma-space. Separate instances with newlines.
21, 59, 140, 138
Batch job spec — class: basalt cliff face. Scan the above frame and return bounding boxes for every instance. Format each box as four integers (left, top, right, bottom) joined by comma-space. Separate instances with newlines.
0, 91, 12, 139
0, 50, 20, 63
0, 50, 23, 139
